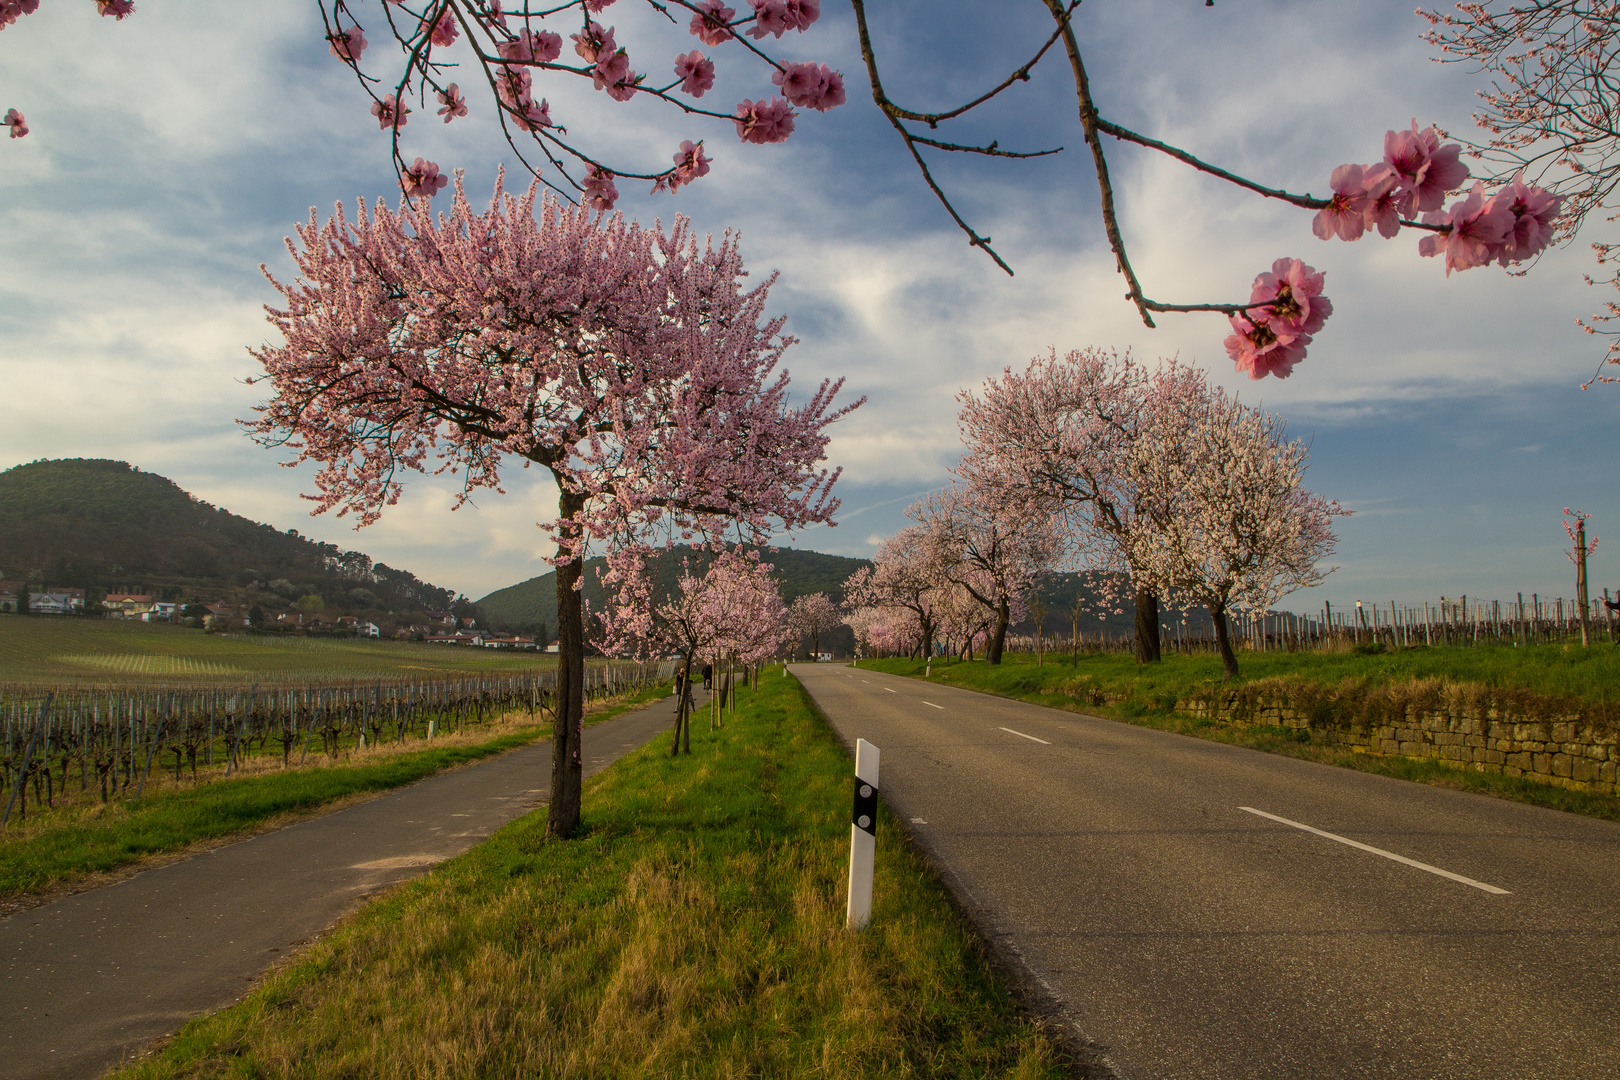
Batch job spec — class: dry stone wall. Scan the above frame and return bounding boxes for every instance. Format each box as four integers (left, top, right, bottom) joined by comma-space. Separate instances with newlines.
1181, 678, 1620, 796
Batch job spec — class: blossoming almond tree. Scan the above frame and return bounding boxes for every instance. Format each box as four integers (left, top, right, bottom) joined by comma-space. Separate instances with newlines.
906, 483, 1058, 665
841, 525, 952, 660
1126, 376, 1347, 679
786, 590, 840, 659
247, 175, 859, 836
955, 347, 1203, 663
1, 3, 1567, 380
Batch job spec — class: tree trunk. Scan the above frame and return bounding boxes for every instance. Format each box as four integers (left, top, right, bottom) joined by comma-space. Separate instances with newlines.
548, 494, 586, 838
673, 654, 692, 756
1211, 603, 1240, 680
987, 597, 1011, 665
1133, 586, 1161, 664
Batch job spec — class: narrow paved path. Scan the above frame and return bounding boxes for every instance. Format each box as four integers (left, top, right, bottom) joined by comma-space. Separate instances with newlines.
0, 692, 685, 1080
796, 664, 1620, 1080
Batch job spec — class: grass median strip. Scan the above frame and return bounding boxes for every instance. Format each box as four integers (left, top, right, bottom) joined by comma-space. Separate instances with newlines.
1, 685, 667, 908
116, 673, 1068, 1080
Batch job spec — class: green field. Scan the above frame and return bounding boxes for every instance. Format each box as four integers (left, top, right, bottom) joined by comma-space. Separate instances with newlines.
117, 673, 1066, 1080
0, 616, 568, 686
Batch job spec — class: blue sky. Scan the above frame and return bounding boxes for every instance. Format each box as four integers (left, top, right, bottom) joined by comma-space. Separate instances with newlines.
1, 1, 1615, 611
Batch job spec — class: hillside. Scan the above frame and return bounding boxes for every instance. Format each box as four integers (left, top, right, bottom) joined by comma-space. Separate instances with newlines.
477, 547, 872, 639
0, 459, 459, 622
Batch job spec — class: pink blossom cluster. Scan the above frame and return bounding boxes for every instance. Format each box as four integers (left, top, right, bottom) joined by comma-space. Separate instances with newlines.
772, 61, 845, 112
3, 108, 24, 139
96, 0, 133, 17
582, 166, 618, 211
1315, 121, 1561, 274
371, 94, 409, 130
1223, 258, 1332, 380
674, 51, 716, 98
734, 97, 795, 145
1563, 507, 1599, 562
745, 0, 820, 40
653, 141, 711, 194
572, 21, 639, 101
494, 65, 552, 132
400, 157, 448, 197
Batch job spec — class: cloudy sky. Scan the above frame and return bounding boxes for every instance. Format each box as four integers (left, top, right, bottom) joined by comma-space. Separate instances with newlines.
2, 0, 1615, 611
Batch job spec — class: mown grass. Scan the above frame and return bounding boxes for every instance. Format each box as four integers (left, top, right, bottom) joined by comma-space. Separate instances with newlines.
115, 674, 1067, 1080
861, 652, 1620, 823
0, 685, 668, 907
0, 615, 578, 685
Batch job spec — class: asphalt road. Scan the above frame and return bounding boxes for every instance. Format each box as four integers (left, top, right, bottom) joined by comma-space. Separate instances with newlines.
795, 663, 1620, 1080
0, 693, 683, 1080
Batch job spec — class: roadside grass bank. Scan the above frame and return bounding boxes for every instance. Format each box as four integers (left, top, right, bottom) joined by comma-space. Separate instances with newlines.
0, 685, 668, 910
859, 652, 1620, 823
116, 673, 1068, 1080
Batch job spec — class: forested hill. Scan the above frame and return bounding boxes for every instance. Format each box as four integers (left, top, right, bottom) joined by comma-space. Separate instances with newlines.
477, 547, 872, 635
0, 458, 458, 617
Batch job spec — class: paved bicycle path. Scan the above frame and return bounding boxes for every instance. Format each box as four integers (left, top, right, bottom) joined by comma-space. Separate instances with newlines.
0, 693, 685, 1080
797, 663, 1620, 1080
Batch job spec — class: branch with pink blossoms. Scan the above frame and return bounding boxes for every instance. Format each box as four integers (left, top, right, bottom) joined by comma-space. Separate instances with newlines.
1563, 507, 1599, 562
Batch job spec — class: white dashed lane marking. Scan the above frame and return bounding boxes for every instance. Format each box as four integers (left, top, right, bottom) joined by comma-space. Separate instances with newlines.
922, 702, 944, 710
998, 726, 1050, 745
1239, 806, 1510, 895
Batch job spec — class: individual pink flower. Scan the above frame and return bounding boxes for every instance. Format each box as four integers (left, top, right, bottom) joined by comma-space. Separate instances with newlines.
582, 166, 619, 211
1485, 172, 1562, 266
371, 94, 409, 130
748, 0, 790, 39
0, 1, 42, 30
498, 28, 562, 63
656, 139, 712, 193
96, 0, 134, 19
428, 10, 458, 47
485, 1, 507, 27
689, 0, 735, 44
593, 50, 638, 100
513, 96, 553, 131
586, 0, 617, 10
571, 21, 614, 63
4, 108, 26, 139
1312, 164, 1369, 242
400, 158, 449, 198
1383, 121, 1469, 214
1417, 181, 1511, 275
1359, 163, 1402, 238
675, 51, 715, 97
1250, 257, 1332, 338
784, 0, 820, 30
1224, 314, 1309, 380
328, 26, 367, 62
436, 83, 468, 122
734, 97, 795, 144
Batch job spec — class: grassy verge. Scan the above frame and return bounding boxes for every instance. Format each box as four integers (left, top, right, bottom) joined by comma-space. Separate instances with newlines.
860, 654, 1620, 823
116, 674, 1067, 1080
0, 685, 668, 908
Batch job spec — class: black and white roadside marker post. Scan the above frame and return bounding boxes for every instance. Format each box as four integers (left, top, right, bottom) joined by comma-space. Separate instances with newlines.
846, 738, 880, 930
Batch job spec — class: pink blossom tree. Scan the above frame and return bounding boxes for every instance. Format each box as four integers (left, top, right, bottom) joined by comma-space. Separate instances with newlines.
956, 347, 1204, 664
787, 590, 840, 659
1126, 375, 1347, 679
0, 3, 1566, 377
842, 525, 953, 660
1562, 507, 1599, 646
906, 482, 1058, 665
247, 175, 859, 836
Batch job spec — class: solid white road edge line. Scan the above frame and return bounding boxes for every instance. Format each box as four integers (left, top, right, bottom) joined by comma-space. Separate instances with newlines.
923, 701, 945, 710
1238, 806, 1510, 895
998, 726, 1051, 745
884, 687, 895, 693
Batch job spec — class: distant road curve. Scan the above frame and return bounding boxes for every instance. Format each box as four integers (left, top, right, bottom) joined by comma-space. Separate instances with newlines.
796, 663, 1620, 1080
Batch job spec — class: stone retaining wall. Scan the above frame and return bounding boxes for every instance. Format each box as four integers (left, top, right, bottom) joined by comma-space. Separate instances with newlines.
1182, 684, 1620, 796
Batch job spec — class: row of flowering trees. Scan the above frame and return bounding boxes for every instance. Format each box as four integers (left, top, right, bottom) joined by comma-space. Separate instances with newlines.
845, 349, 1347, 679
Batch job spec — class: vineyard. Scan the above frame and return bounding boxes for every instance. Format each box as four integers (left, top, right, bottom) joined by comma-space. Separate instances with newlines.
0, 617, 569, 686
0, 660, 674, 827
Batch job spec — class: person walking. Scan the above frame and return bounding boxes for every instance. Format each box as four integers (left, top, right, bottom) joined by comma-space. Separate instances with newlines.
702, 663, 713, 691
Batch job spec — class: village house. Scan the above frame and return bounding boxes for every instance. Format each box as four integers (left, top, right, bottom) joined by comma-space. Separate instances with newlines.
104, 593, 157, 619
425, 631, 483, 646
482, 636, 537, 650
27, 587, 87, 615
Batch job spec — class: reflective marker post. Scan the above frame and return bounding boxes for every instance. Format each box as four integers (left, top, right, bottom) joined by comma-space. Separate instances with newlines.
846, 738, 880, 931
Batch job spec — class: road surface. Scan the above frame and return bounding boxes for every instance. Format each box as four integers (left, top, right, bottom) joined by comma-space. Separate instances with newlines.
795, 663, 1620, 1080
